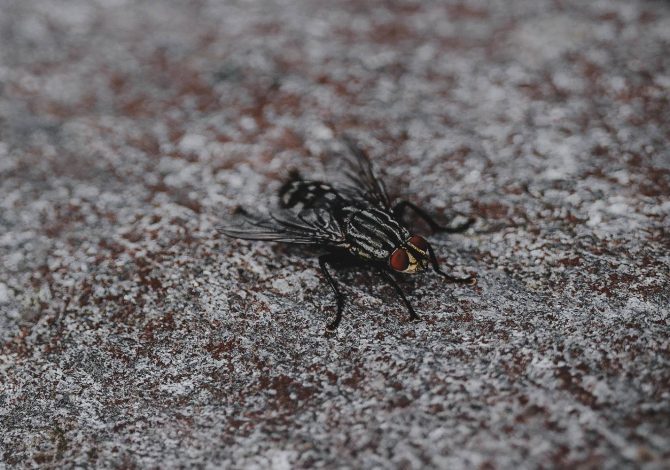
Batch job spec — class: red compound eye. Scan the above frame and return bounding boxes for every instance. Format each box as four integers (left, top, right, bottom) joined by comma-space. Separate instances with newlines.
390, 248, 410, 271
408, 235, 429, 252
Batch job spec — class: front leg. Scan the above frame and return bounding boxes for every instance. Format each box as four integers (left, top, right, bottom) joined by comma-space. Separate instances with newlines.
392, 200, 474, 234
379, 269, 419, 322
427, 245, 477, 286
319, 253, 346, 331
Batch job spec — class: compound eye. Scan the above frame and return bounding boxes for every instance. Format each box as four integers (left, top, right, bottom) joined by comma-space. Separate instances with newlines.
390, 248, 410, 272
408, 235, 429, 253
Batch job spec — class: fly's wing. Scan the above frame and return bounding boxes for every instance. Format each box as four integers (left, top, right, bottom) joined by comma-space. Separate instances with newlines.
341, 135, 392, 209
218, 207, 345, 246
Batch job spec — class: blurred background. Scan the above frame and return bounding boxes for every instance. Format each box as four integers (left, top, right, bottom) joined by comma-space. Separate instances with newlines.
1, 0, 669, 468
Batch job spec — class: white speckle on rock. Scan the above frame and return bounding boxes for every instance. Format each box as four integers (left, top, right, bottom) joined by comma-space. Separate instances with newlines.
311, 123, 334, 140
607, 198, 630, 216
0, 282, 10, 303
179, 134, 208, 153
240, 116, 257, 132
272, 278, 293, 295
159, 379, 195, 397
512, 15, 592, 66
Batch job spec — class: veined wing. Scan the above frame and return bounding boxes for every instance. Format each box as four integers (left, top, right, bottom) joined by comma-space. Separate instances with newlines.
341, 135, 391, 209
219, 207, 345, 246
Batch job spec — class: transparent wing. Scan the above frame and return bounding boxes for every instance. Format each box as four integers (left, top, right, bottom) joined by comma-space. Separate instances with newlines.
341, 135, 391, 209
218, 207, 346, 246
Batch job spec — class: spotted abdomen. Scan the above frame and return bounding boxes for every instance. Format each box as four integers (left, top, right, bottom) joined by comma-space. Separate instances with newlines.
279, 171, 342, 210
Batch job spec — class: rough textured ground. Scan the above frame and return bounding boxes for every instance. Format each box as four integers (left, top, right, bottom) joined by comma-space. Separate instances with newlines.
1, 0, 669, 468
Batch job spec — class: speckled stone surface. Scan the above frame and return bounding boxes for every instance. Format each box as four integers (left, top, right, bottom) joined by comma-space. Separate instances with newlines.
1, 0, 669, 468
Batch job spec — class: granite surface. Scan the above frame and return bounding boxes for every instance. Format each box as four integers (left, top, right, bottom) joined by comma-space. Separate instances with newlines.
1, 0, 669, 468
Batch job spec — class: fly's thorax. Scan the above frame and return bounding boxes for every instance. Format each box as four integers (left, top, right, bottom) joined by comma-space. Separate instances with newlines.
344, 207, 410, 260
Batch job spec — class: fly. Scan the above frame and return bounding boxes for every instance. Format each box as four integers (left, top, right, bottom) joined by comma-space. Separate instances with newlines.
220, 136, 477, 331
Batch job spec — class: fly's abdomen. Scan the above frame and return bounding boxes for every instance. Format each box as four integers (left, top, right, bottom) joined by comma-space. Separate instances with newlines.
279, 171, 343, 210
344, 208, 409, 260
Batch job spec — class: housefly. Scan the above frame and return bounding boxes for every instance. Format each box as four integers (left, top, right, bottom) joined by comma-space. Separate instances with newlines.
220, 137, 477, 331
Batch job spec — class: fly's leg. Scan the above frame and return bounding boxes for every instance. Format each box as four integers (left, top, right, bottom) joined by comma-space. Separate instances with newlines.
319, 254, 345, 331
379, 270, 419, 322
427, 246, 477, 286
392, 200, 474, 233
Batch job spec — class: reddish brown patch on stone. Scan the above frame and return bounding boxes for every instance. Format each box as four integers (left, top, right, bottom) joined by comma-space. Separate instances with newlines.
388, 394, 411, 408
446, 3, 489, 19
515, 404, 547, 424
259, 374, 316, 410
342, 364, 366, 389
205, 339, 238, 360
142, 310, 177, 343
174, 195, 203, 214
472, 200, 511, 220
272, 127, 304, 151
554, 364, 600, 409
129, 132, 161, 157
367, 21, 414, 44
558, 257, 582, 267
639, 167, 670, 197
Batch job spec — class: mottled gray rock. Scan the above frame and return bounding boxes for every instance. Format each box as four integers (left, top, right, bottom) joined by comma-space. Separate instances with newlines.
1, 0, 669, 468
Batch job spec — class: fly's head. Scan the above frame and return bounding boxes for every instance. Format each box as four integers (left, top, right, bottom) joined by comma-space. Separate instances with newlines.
388, 235, 431, 274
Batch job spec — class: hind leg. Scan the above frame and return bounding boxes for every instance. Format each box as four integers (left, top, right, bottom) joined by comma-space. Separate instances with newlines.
379, 270, 419, 321
319, 253, 346, 331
